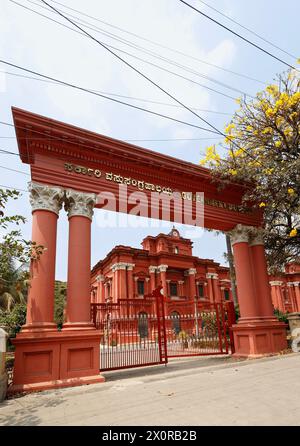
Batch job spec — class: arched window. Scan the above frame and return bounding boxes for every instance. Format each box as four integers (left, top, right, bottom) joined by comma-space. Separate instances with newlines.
174, 246, 179, 254
170, 311, 181, 335
138, 312, 148, 338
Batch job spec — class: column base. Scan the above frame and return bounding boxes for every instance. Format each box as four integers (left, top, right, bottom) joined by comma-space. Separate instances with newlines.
11, 329, 104, 394
62, 322, 95, 331
232, 319, 287, 357
21, 322, 58, 333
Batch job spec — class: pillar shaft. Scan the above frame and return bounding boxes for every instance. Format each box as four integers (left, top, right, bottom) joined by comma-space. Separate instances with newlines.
232, 241, 258, 319
250, 243, 274, 318
25, 210, 58, 331
65, 216, 92, 328
63, 189, 96, 330
127, 268, 134, 298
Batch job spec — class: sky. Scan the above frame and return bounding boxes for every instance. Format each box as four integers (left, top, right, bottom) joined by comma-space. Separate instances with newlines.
0, 0, 299, 281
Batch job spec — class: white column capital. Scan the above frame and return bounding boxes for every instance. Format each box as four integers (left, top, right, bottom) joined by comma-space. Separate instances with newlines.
65, 188, 97, 220
111, 262, 135, 272
96, 274, 105, 282
206, 273, 219, 280
158, 264, 168, 273
28, 181, 64, 216
178, 280, 184, 285
269, 281, 283, 286
228, 224, 254, 245
149, 266, 157, 273
249, 227, 265, 247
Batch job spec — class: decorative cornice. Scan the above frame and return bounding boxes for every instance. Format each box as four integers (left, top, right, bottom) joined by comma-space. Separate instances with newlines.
96, 274, 105, 282
65, 188, 97, 220
157, 264, 168, 273
28, 181, 64, 215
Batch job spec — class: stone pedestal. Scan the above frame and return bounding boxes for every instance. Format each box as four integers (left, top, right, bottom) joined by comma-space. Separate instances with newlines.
229, 225, 287, 357
287, 313, 300, 338
232, 320, 287, 357
9, 330, 104, 394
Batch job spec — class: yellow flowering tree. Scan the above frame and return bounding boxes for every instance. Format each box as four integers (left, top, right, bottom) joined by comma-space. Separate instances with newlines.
200, 69, 300, 272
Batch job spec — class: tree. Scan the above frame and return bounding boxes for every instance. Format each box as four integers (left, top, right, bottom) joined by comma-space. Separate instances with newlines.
200, 69, 300, 273
0, 188, 43, 312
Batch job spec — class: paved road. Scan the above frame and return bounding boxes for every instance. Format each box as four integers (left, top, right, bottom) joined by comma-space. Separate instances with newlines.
1, 353, 300, 426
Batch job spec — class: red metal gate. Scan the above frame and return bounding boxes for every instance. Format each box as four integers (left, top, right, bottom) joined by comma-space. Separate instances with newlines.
91, 295, 167, 371
91, 296, 235, 372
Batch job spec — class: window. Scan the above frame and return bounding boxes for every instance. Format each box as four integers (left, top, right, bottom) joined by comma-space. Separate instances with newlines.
174, 246, 179, 254
137, 280, 145, 295
170, 311, 181, 335
198, 283, 204, 298
224, 289, 230, 301
138, 312, 148, 338
170, 282, 178, 296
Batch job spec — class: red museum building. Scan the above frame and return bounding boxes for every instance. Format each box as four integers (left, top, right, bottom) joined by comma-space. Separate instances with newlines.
91, 228, 300, 314
91, 227, 233, 309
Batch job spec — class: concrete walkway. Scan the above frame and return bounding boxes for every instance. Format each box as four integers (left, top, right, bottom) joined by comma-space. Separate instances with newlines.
1, 353, 300, 426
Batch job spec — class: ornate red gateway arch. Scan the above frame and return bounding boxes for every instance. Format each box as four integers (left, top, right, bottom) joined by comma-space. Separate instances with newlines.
10, 107, 287, 393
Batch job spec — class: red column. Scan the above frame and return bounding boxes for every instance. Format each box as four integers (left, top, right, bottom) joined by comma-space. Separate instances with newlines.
269, 282, 280, 310
127, 265, 134, 298
206, 275, 214, 303
188, 268, 197, 299
149, 266, 156, 293
158, 265, 168, 297
294, 283, 300, 312
231, 229, 258, 320
288, 284, 297, 312
63, 189, 96, 330
23, 182, 64, 332
249, 233, 274, 318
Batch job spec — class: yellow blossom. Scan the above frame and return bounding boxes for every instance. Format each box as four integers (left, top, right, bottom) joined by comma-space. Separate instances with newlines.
259, 202, 266, 207
225, 135, 235, 143
265, 108, 276, 118
224, 123, 235, 134
288, 188, 295, 195
275, 140, 282, 148
246, 125, 253, 131
235, 97, 241, 105
229, 169, 237, 176
289, 228, 298, 237
262, 127, 273, 134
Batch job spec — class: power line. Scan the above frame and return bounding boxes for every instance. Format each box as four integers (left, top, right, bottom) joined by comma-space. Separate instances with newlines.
23, 0, 259, 97
39, 1, 234, 142
0, 69, 232, 116
0, 60, 219, 135
0, 123, 211, 162
9, 0, 251, 100
39, 0, 266, 85
0, 183, 28, 193
179, 0, 298, 71
0, 135, 221, 142
40, 0, 263, 165
0, 165, 30, 175
197, 0, 298, 60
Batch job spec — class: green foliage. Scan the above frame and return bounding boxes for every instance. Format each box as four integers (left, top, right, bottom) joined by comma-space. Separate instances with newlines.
54, 280, 66, 329
274, 308, 289, 324
0, 303, 27, 341
0, 188, 44, 295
